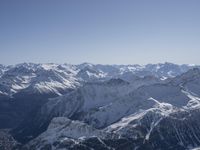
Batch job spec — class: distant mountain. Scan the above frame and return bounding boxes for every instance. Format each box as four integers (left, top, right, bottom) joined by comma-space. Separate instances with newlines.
0, 63, 79, 96
1, 63, 200, 150
0, 62, 198, 96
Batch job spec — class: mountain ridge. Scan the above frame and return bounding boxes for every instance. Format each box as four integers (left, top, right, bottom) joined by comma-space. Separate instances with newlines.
1, 63, 200, 150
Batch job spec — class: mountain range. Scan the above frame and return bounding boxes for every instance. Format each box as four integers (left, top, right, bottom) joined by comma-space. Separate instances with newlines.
0, 62, 200, 150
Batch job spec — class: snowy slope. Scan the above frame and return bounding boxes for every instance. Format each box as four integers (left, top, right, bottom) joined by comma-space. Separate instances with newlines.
21, 67, 200, 150
26, 68, 200, 129
105, 68, 200, 134
0, 62, 197, 96
23, 117, 116, 150
1, 63, 200, 150
0, 63, 80, 96
46, 79, 190, 127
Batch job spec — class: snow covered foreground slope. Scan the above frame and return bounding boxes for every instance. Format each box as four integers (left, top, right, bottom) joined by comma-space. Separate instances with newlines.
21, 68, 200, 150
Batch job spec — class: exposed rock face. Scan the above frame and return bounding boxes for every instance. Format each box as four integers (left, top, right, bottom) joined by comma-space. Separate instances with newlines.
0, 130, 20, 150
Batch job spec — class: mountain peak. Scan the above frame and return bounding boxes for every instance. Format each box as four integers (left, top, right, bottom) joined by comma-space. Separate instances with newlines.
106, 78, 129, 85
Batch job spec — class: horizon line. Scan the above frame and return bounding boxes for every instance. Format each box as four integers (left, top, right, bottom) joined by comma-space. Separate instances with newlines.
0, 61, 197, 67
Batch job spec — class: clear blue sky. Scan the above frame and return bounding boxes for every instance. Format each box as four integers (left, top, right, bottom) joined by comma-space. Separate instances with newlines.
0, 0, 200, 65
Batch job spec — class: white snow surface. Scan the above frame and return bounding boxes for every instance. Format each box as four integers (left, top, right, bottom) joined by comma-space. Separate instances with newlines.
25, 117, 112, 150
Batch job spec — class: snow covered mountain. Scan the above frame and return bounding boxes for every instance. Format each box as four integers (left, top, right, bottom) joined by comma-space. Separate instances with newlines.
23, 117, 117, 150
1, 62, 200, 150
0, 62, 198, 97
0, 63, 80, 96
19, 68, 200, 149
